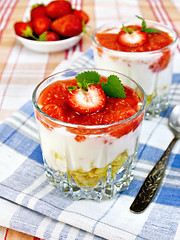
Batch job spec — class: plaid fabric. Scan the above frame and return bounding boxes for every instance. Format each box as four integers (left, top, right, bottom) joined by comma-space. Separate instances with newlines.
0, 49, 180, 240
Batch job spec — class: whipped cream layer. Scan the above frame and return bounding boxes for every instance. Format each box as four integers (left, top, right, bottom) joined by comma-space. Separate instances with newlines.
38, 121, 142, 173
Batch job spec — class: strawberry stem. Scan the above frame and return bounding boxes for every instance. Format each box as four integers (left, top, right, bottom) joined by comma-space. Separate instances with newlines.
22, 26, 38, 40
82, 20, 91, 37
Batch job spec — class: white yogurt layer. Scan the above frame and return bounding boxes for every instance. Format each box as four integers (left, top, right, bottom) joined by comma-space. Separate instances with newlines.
93, 46, 174, 96
38, 120, 142, 172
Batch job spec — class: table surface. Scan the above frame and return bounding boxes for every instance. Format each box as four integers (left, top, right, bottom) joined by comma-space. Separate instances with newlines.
0, 0, 180, 239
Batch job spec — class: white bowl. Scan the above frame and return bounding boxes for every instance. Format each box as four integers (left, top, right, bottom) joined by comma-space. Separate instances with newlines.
15, 33, 83, 53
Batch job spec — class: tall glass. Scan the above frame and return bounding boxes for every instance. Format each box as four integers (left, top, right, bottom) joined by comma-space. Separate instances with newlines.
32, 68, 146, 201
92, 21, 178, 119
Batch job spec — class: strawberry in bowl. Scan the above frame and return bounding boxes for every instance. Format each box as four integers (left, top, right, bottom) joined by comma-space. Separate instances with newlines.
14, 0, 89, 52
92, 16, 178, 119
32, 69, 146, 201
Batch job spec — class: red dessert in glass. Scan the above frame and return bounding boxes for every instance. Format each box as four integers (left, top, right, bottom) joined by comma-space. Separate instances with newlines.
32, 68, 146, 201
92, 17, 178, 118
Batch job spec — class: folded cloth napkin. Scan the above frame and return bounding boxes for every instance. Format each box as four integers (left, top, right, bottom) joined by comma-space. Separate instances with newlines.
0, 49, 180, 240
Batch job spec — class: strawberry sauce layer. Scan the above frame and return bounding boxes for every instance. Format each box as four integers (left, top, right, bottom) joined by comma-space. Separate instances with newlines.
38, 78, 141, 126
95, 25, 173, 52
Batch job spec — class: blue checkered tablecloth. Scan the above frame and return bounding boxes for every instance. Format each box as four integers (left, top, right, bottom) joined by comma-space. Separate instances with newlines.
0, 49, 179, 240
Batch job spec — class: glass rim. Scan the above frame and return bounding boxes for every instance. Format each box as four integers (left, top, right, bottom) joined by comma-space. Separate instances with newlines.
32, 68, 147, 129
92, 20, 179, 55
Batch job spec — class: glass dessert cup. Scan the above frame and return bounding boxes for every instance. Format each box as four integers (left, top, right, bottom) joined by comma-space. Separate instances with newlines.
92, 20, 178, 119
32, 68, 146, 201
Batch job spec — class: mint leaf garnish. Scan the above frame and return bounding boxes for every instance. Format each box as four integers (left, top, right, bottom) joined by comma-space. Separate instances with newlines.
75, 71, 101, 90
136, 15, 146, 31
68, 71, 126, 98
144, 27, 161, 33
68, 86, 78, 92
136, 15, 161, 33
122, 25, 134, 34
101, 75, 126, 98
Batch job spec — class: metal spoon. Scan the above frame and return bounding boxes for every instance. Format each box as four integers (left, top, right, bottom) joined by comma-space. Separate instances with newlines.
130, 105, 180, 213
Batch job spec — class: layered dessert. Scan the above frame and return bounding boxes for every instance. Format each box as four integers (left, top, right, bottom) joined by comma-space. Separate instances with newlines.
33, 69, 146, 200
92, 16, 178, 118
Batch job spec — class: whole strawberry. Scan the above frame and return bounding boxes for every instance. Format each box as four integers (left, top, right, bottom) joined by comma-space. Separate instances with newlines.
14, 21, 34, 38
51, 14, 82, 37
73, 9, 89, 24
39, 31, 60, 41
31, 4, 46, 20
45, 0, 72, 19
33, 16, 52, 36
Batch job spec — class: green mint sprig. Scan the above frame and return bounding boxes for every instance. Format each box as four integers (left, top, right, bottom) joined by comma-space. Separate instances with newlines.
68, 71, 126, 98
122, 25, 134, 34
101, 75, 126, 98
122, 16, 161, 34
75, 71, 101, 90
136, 15, 161, 33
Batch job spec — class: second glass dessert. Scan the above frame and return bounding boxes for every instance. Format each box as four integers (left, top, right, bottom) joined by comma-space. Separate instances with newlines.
32, 68, 146, 201
92, 17, 178, 119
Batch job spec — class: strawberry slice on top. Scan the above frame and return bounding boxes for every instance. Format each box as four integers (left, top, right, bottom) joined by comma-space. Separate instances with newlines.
67, 71, 126, 115
67, 85, 106, 115
117, 16, 162, 48
117, 29, 147, 47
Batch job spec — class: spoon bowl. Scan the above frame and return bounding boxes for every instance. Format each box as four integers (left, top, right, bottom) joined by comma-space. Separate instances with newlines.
169, 105, 180, 137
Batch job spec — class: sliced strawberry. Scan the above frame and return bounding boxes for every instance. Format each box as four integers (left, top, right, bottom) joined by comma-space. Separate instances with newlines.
67, 85, 106, 115
33, 16, 52, 36
117, 30, 147, 47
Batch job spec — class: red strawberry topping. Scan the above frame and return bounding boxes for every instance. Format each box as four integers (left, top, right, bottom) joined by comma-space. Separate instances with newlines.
117, 30, 147, 47
41, 104, 65, 121
67, 85, 106, 115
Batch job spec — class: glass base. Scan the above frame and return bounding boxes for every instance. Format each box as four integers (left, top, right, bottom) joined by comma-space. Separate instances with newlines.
44, 153, 137, 202
145, 94, 169, 120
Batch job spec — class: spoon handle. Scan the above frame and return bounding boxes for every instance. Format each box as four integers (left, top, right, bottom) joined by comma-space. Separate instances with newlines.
130, 137, 178, 213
